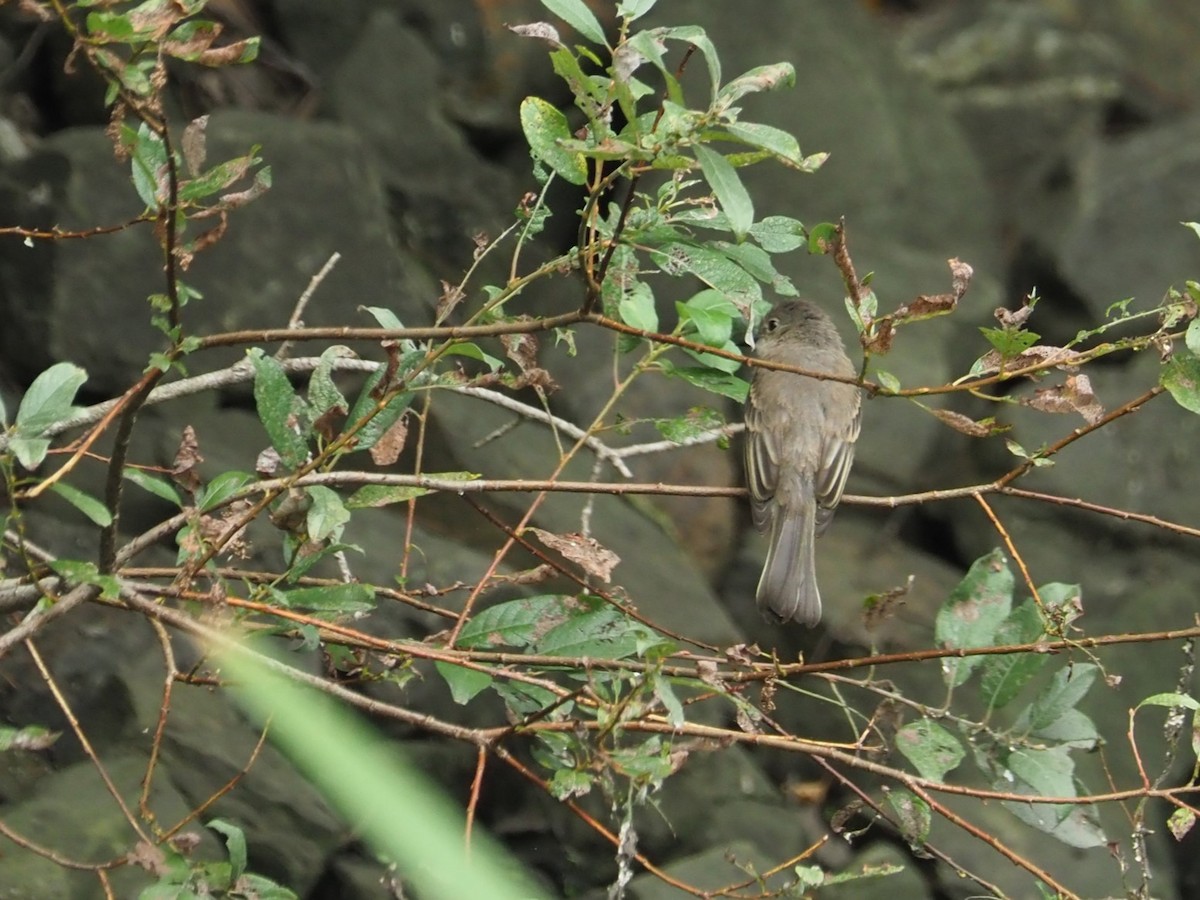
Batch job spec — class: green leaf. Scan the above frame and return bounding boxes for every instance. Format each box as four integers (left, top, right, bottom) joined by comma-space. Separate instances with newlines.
548, 768, 593, 800
1031, 708, 1100, 750
457, 595, 577, 650
715, 241, 784, 287
875, 370, 901, 393
1186, 319, 1200, 358
654, 407, 724, 443
886, 789, 931, 849
618, 282, 659, 333
935, 549, 1013, 687
197, 471, 254, 512
807, 221, 839, 254
122, 467, 183, 507
495, 681, 564, 719
345, 365, 416, 454
980, 326, 1040, 357
652, 25, 720, 102
361, 306, 405, 329
435, 661, 494, 705
0, 724, 58, 752
48, 558, 120, 600
1161, 354, 1200, 414
533, 605, 644, 659
207, 819, 248, 880
678, 289, 735, 346
216, 651, 547, 900
1025, 663, 1098, 732
1137, 692, 1200, 712
1002, 747, 1107, 848
308, 346, 351, 419
694, 144, 753, 240
445, 341, 504, 372
650, 241, 762, 307
14, 362, 87, 435
9, 436, 52, 471
286, 542, 362, 582
749, 215, 806, 253
1169, 806, 1196, 841
660, 361, 749, 402
681, 339, 743, 374
48, 481, 112, 527
1008, 745, 1075, 802
653, 678, 685, 727
274, 583, 375, 614
520, 96, 588, 186
346, 484, 432, 508
714, 63, 796, 110
305, 485, 350, 541
617, 0, 657, 21
126, 122, 168, 209
539, 0, 607, 45
720, 121, 803, 167
895, 719, 964, 782
250, 349, 310, 467
178, 150, 262, 203
979, 600, 1048, 711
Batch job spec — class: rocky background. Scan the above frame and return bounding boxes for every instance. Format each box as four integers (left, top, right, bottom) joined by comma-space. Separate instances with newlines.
1, 0, 1199, 897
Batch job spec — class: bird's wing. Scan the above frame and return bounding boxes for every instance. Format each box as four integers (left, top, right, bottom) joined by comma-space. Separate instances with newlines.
814, 403, 861, 533
743, 394, 779, 532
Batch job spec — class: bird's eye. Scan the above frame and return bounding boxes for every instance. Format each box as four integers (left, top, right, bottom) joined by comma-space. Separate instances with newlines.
764, 316, 781, 333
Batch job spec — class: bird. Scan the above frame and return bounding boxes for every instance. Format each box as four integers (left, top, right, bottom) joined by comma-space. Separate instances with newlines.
743, 299, 861, 625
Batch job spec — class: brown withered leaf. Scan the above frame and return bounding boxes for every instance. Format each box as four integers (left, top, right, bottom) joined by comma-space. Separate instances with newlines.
127, 1, 179, 40
435, 280, 466, 324
269, 488, 309, 533
973, 344, 1082, 378
863, 319, 896, 355
213, 170, 271, 211
948, 257, 974, 297
6, 727, 59, 752
128, 841, 170, 876
181, 115, 208, 176
507, 22, 564, 47
735, 704, 762, 735
501, 331, 539, 375
507, 367, 559, 392
527, 527, 620, 583
193, 38, 259, 67
369, 414, 409, 466
695, 659, 724, 690
724, 643, 758, 666
1023, 373, 1104, 424
255, 447, 281, 477
171, 426, 203, 495
175, 215, 228, 269
163, 20, 223, 64
994, 294, 1036, 330
930, 408, 1006, 438
862, 575, 913, 631
893, 258, 973, 323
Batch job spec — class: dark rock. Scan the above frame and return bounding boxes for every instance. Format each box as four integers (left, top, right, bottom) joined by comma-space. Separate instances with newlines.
0, 111, 428, 392
428, 389, 743, 646
1060, 115, 1200, 323
896, 1, 1121, 250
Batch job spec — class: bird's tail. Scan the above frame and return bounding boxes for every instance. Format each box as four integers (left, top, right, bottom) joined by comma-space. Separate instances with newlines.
755, 500, 821, 626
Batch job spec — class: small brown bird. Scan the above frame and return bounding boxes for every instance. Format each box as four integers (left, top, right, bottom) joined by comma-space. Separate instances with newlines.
743, 299, 861, 625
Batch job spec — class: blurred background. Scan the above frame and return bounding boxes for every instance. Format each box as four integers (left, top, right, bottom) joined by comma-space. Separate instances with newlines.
1, 1, 1199, 897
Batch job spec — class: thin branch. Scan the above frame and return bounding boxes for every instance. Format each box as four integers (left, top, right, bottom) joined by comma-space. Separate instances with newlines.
275, 251, 341, 360
25, 639, 152, 844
